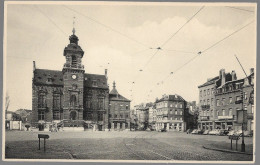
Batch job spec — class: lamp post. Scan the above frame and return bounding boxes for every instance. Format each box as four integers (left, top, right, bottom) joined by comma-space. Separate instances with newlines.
240, 89, 245, 152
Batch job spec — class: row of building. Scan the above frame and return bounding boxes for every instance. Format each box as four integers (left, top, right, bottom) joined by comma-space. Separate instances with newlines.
31, 30, 131, 131
198, 68, 254, 132
131, 96, 197, 132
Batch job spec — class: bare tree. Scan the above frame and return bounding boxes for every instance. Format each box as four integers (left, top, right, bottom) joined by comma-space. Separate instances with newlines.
5, 92, 10, 120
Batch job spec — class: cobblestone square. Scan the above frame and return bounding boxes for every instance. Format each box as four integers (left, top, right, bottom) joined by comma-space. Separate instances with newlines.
5, 131, 253, 161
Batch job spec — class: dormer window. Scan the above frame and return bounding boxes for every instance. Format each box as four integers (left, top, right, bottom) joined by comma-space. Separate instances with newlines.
92, 80, 97, 87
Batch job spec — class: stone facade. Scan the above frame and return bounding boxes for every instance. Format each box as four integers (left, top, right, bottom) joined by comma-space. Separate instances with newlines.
155, 94, 188, 132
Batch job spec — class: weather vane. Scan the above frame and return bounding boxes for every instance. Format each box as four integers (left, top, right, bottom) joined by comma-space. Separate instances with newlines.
72, 16, 76, 35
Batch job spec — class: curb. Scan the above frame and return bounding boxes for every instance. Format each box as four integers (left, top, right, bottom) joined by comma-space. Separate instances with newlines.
202, 146, 253, 155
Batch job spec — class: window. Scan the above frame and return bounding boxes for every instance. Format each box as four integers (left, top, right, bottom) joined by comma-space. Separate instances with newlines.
244, 105, 247, 110
114, 114, 117, 118
244, 92, 247, 100
211, 98, 214, 105
53, 93, 61, 109
204, 90, 206, 96
229, 109, 232, 116
175, 118, 178, 120
222, 109, 225, 116
70, 95, 77, 107
207, 89, 210, 95
126, 105, 129, 110
207, 99, 210, 105
211, 88, 214, 94
229, 97, 233, 104
204, 100, 206, 105
217, 99, 220, 106
53, 111, 60, 120
180, 111, 183, 115
200, 90, 202, 96
180, 104, 182, 108
222, 98, 226, 105
252, 105, 255, 114
86, 112, 93, 120
86, 97, 92, 108
98, 98, 104, 110
175, 104, 178, 108
180, 117, 182, 121
38, 111, 45, 120
125, 114, 128, 118
175, 110, 178, 115
38, 92, 46, 108
217, 110, 219, 116
236, 96, 241, 101
98, 112, 103, 121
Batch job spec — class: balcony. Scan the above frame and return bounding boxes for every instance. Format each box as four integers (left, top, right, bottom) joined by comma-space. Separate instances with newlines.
218, 115, 233, 120
201, 105, 210, 110
63, 63, 84, 69
247, 113, 254, 120
235, 100, 242, 104
200, 116, 210, 121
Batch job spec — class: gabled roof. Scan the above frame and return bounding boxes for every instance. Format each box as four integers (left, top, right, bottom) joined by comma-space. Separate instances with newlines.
198, 76, 219, 88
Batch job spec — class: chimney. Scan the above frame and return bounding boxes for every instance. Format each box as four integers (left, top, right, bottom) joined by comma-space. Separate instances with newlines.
231, 70, 237, 81
105, 69, 107, 78
221, 69, 225, 86
33, 61, 36, 71
250, 68, 254, 74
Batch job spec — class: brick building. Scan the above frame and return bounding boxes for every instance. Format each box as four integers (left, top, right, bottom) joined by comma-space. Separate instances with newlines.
155, 94, 188, 132
109, 81, 131, 130
32, 29, 110, 131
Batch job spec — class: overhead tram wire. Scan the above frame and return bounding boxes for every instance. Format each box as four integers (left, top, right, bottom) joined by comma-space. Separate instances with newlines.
147, 19, 255, 97
225, 6, 255, 13
62, 5, 150, 49
160, 6, 205, 48
139, 6, 205, 72
130, 6, 205, 94
33, 5, 67, 37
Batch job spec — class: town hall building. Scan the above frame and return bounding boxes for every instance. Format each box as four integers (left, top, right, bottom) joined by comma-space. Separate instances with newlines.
31, 28, 130, 131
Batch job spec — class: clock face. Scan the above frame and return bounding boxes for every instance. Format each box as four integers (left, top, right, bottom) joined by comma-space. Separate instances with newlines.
72, 75, 77, 79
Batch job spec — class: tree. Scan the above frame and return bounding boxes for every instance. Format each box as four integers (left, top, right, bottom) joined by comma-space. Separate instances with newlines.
5, 92, 10, 120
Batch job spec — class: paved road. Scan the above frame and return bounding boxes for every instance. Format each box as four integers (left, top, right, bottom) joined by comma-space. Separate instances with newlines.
5, 131, 254, 161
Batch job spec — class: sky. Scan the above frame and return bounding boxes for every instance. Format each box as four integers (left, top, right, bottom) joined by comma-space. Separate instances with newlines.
4, 2, 256, 111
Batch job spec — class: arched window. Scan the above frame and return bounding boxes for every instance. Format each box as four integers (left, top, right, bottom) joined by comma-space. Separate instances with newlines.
71, 55, 77, 67
70, 95, 77, 107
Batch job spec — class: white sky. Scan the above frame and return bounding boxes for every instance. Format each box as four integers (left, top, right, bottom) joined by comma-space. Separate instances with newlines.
4, 2, 256, 111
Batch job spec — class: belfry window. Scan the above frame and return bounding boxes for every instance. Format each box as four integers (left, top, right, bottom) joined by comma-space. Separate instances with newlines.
71, 55, 77, 67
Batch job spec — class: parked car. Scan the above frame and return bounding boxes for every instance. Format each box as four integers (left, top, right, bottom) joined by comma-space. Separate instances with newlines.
186, 129, 193, 134
234, 130, 243, 136
219, 130, 229, 136
227, 130, 235, 136
203, 130, 210, 135
160, 128, 167, 132
191, 129, 198, 134
209, 129, 220, 135
197, 129, 204, 135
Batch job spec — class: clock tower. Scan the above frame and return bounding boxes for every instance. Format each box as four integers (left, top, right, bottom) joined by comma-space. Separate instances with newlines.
62, 27, 85, 121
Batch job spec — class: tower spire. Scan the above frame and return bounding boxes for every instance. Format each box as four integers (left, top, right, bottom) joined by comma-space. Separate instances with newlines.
72, 16, 76, 35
